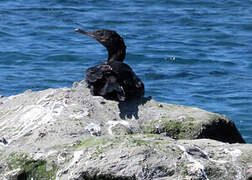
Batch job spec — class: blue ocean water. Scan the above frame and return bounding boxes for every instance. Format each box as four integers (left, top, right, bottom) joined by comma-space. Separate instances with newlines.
0, 0, 251, 142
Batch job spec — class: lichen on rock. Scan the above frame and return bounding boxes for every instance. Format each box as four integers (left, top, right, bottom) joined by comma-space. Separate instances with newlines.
3, 152, 57, 180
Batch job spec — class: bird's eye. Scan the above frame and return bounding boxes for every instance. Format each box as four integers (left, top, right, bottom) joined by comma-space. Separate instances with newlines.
97, 31, 104, 37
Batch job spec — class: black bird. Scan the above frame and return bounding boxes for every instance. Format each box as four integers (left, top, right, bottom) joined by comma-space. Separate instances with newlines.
75, 29, 144, 101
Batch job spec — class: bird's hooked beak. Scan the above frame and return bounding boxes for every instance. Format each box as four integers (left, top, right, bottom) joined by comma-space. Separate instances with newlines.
75, 29, 96, 38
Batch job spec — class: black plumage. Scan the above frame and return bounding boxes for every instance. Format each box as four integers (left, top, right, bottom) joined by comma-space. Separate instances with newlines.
75, 29, 144, 101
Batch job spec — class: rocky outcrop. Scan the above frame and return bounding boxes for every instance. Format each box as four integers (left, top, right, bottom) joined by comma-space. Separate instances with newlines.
0, 81, 250, 180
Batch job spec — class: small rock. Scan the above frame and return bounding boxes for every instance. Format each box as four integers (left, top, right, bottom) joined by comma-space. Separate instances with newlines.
100, 101, 106, 104
178, 116, 186, 121
186, 147, 208, 159
38, 132, 47, 138
24, 89, 32, 93
119, 154, 128, 159
99, 154, 105, 159
158, 104, 163, 107
70, 140, 81, 147
58, 152, 68, 164
0, 137, 8, 145
85, 123, 101, 136
72, 82, 79, 88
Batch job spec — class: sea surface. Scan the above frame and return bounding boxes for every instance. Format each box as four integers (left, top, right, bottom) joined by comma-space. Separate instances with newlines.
0, 0, 251, 142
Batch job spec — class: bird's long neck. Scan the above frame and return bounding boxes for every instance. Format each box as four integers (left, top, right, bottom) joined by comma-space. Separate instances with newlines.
107, 44, 126, 62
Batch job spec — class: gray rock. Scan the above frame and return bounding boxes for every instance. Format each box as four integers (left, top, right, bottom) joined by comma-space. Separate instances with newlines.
0, 81, 250, 180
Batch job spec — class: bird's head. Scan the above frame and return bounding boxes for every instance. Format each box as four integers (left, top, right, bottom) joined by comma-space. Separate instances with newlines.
75, 29, 126, 62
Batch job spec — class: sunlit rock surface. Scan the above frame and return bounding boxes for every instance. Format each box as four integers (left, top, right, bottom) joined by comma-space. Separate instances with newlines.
0, 81, 251, 180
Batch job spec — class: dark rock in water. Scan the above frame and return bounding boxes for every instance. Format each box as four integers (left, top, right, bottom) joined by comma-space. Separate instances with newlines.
75, 29, 144, 101
0, 81, 250, 179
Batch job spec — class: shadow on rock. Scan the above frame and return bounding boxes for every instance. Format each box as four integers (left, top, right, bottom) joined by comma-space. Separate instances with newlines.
118, 96, 151, 120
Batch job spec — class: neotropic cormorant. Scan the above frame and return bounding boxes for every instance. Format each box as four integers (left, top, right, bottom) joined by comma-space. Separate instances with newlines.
75, 29, 144, 101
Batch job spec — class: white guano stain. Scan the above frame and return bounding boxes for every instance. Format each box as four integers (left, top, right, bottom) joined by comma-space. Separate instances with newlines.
178, 145, 209, 180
